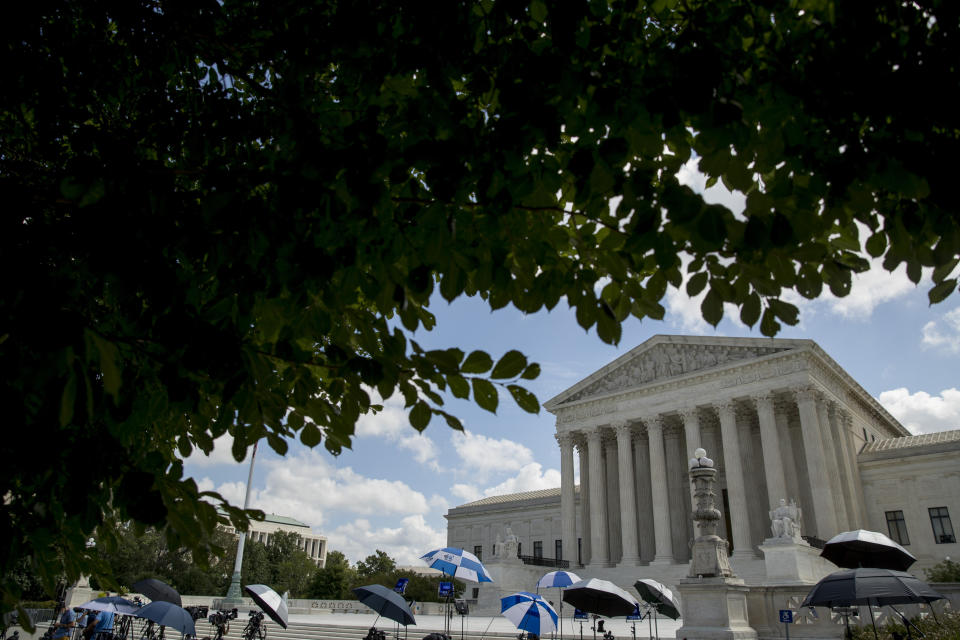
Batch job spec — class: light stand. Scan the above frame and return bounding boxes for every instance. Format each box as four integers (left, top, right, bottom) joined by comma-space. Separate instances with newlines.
225, 442, 258, 605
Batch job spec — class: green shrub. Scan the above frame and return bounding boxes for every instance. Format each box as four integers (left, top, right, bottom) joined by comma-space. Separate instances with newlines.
924, 559, 960, 583
848, 610, 960, 639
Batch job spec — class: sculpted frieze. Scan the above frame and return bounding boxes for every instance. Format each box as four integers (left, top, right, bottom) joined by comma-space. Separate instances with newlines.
565, 343, 792, 403
556, 398, 619, 424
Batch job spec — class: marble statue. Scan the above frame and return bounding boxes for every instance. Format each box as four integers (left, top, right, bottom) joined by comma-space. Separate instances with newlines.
769, 498, 803, 541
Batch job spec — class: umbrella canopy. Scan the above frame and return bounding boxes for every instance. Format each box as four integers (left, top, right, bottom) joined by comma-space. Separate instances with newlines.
420, 548, 493, 583
820, 530, 917, 571
134, 601, 196, 636
77, 597, 141, 615
132, 578, 182, 607
633, 579, 681, 620
352, 584, 416, 626
501, 592, 559, 636
244, 584, 289, 629
537, 571, 582, 590
562, 579, 639, 617
801, 568, 945, 608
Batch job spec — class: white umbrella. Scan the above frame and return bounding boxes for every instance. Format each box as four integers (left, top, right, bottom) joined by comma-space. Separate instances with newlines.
243, 584, 288, 629
501, 592, 559, 636
820, 529, 916, 571
420, 547, 493, 583
562, 578, 639, 617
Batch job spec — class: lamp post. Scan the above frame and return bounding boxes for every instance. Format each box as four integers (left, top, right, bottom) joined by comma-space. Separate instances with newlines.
224, 442, 258, 605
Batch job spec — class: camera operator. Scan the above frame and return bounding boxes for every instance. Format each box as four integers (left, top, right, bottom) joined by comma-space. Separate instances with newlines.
83, 609, 114, 640
48, 603, 75, 640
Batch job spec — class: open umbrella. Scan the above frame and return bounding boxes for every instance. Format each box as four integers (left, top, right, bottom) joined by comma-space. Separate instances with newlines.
537, 571, 580, 640
420, 547, 493, 583
562, 578, 639, 617
134, 601, 196, 637
244, 584, 289, 629
820, 530, 917, 571
501, 592, 559, 637
132, 579, 182, 607
801, 568, 945, 640
77, 597, 141, 615
633, 579, 681, 620
352, 584, 416, 626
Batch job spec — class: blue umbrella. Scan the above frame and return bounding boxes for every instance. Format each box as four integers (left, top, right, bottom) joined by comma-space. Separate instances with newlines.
77, 597, 141, 615
134, 601, 196, 636
501, 592, 559, 636
420, 547, 493, 583
537, 571, 581, 639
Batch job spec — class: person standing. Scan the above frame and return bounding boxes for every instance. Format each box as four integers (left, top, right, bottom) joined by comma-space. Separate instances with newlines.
51, 604, 76, 640
83, 610, 113, 640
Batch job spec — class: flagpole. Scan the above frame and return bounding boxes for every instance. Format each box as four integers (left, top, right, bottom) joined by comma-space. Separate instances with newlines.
225, 441, 258, 604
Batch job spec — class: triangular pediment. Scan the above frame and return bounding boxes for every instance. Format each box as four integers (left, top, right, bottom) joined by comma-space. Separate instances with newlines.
545, 335, 808, 409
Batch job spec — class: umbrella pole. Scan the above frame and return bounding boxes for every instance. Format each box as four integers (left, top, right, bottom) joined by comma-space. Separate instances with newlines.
868, 603, 878, 640
653, 610, 658, 640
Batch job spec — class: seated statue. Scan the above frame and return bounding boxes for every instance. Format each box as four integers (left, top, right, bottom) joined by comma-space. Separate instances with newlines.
769, 498, 803, 541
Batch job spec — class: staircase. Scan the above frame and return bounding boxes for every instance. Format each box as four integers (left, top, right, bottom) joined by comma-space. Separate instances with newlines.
206, 620, 523, 640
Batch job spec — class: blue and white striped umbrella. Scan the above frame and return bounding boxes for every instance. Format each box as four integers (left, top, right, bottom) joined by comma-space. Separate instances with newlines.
501, 592, 559, 636
537, 570, 582, 590
420, 547, 494, 583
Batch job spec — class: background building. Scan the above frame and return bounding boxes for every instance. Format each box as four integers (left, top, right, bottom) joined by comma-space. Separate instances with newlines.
221, 512, 328, 568
447, 335, 959, 586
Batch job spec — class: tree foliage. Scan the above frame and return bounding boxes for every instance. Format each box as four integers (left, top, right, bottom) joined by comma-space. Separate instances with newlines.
306, 551, 355, 600
3, 0, 959, 612
356, 550, 397, 579
924, 558, 960, 583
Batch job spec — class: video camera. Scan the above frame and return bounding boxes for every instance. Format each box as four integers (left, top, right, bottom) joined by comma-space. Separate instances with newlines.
248, 611, 265, 623
185, 606, 209, 621
207, 609, 238, 627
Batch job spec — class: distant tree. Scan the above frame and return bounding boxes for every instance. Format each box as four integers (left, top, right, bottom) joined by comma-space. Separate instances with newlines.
356, 551, 397, 579
925, 558, 960, 583
307, 550, 355, 600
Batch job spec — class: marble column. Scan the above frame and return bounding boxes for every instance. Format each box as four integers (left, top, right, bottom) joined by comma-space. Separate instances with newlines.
679, 408, 702, 509
604, 434, 622, 563
615, 422, 641, 565
716, 401, 754, 557
843, 412, 870, 527
795, 387, 839, 538
557, 432, 577, 566
577, 435, 591, 566
587, 428, 609, 566
775, 408, 801, 503
816, 398, 849, 531
827, 402, 859, 529
755, 394, 788, 510
634, 429, 655, 563
646, 415, 674, 564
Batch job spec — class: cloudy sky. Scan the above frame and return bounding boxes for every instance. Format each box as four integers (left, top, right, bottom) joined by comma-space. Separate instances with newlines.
182, 160, 960, 566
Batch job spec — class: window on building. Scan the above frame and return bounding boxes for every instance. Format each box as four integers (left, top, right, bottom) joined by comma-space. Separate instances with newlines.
555, 539, 562, 561
474, 545, 482, 561
885, 510, 910, 545
929, 507, 956, 544
517, 542, 522, 556
472, 588, 479, 599
533, 541, 543, 558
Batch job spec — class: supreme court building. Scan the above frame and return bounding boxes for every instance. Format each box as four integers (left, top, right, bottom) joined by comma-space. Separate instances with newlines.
446, 335, 960, 581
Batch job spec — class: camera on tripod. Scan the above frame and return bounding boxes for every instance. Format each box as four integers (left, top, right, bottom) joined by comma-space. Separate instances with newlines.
248, 611, 265, 623
185, 606, 209, 621
207, 608, 238, 626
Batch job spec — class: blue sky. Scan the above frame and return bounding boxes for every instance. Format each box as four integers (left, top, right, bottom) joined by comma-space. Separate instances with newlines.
182, 161, 960, 566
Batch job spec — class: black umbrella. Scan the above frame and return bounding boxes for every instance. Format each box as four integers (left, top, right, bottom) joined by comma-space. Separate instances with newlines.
562, 579, 639, 617
633, 579, 681, 620
352, 584, 416, 626
77, 597, 141, 615
132, 579, 182, 607
820, 529, 917, 571
801, 568, 945, 640
244, 584, 289, 629
134, 601, 196, 637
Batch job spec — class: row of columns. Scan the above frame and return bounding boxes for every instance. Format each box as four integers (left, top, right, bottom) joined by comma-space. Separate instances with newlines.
556, 386, 862, 568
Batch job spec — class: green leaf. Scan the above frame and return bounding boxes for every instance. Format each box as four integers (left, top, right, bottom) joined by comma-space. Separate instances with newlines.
701, 289, 724, 326
300, 422, 322, 447
686, 272, 708, 297
409, 401, 432, 431
530, 0, 548, 24
447, 374, 470, 399
471, 378, 498, 413
740, 292, 761, 326
507, 384, 540, 413
760, 307, 780, 337
461, 350, 493, 374
928, 279, 957, 305
932, 258, 959, 284
768, 298, 799, 325
520, 363, 541, 380
491, 350, 527, 378
60, 373, 77, 427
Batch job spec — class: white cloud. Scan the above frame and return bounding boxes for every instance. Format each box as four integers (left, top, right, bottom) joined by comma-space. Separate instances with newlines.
823, 258, 921, 319
356, 396, 441, 470
195, 449, 433, 530
451, 431, 535, 478
450, 483, 483, 503
921, 306, 960, 354
182, 433, 251, 467
480, 463, 561, 496
877, 387, 960, 434
326, 514, 446, 566
676, 157, 747, 215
